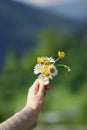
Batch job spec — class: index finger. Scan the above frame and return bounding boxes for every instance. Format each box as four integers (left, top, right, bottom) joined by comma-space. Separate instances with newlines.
38, 82, 45, 95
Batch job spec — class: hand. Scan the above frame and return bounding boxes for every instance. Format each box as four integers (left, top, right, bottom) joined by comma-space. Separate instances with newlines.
26, 79, 50, 118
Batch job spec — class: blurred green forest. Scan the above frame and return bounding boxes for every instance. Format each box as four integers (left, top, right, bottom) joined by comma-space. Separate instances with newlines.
0, 29, 87, 124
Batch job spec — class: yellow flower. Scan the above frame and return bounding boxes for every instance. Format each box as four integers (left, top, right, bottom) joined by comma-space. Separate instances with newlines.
58, 51, 65, 58
37, 57, 43, 63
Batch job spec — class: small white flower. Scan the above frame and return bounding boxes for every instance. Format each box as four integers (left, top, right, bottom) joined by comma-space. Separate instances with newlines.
34, 64, 44, 74
38, 74, 49, 85
42, 67, 53, 79
42, 56, 55, 63
49, 65, 58, 77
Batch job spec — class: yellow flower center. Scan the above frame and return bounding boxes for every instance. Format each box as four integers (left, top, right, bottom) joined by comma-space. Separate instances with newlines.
44, 70, 50, 76
41, 76, 45, 82
37, 57, 43, 63
44, 64, 50, 68
44, 60, 50, 64
38, 67, 42, 72
58, 51, 65, 58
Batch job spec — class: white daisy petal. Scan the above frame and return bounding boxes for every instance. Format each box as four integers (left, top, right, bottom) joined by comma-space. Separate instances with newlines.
34, 64, 44, 74
42, 56, 55, 64
49, 57, 55, 63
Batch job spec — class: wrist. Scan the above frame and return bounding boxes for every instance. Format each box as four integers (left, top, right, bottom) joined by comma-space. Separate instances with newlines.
24, 105, 39, 119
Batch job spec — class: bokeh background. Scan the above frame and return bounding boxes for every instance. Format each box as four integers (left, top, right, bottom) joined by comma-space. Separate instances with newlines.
0, 0, 87, 129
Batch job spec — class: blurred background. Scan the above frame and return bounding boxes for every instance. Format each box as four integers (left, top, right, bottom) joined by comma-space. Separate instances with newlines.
0, 0, 87, 129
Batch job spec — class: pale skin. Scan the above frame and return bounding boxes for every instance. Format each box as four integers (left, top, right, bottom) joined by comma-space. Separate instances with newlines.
25, 79, 50, 118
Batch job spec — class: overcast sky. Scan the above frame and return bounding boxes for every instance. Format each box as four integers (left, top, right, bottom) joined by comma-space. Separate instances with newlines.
13, 0, 87, 7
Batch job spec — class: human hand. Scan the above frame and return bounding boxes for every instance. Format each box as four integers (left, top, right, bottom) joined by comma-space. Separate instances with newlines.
26, 79, 50, 118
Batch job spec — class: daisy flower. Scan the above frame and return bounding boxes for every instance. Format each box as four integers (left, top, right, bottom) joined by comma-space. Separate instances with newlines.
38, 74, 49, 85
49, 65, 58, 77
42, 56, 55, 64
34, 51, 71, 86
34, 64, 44, 74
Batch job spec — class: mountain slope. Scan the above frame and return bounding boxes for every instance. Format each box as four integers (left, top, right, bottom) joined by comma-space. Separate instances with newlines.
0, 0, 86, 68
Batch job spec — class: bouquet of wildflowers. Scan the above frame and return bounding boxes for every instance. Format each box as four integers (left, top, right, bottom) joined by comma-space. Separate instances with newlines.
34, 51, 71, 85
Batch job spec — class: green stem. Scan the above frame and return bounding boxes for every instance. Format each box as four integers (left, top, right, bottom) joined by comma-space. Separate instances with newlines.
55, 64, 71, 72
54, 57, 60, 64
